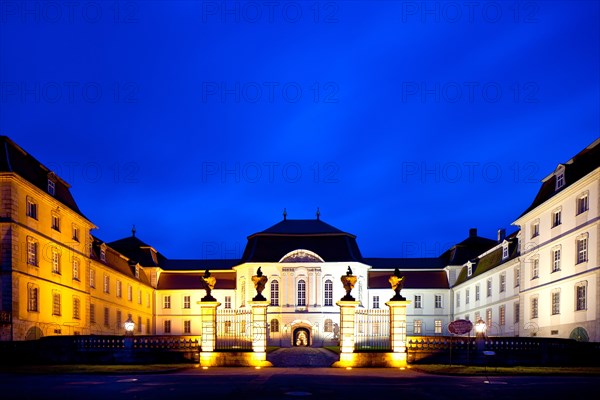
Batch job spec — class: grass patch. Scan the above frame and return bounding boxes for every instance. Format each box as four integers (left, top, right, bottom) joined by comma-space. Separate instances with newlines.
324, 346, 340, 354
266, 346, 279, 353
0, 363, 195, 375
410, 364, 600, 376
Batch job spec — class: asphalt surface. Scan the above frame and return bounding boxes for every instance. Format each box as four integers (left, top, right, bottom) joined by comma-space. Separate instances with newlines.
267, 347, 338, 367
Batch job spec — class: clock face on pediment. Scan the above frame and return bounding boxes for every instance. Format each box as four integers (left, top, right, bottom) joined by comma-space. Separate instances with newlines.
279, 249, 324, 263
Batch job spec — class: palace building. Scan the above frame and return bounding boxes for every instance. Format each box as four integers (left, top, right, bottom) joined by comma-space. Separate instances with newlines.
1, 136, 598, 343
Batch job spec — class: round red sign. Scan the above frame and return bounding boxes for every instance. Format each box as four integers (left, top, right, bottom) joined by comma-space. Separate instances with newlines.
448, 319, 473, 335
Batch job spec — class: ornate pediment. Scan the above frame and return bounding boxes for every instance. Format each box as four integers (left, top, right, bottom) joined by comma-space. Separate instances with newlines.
279, 249, 324, 263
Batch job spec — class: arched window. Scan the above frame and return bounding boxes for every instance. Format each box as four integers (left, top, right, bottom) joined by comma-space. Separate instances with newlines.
358, 280, 363, 307
271, 319, 279, 333
324, 319, 333, 333
297, 279, 306, 306
324, 279, 333, 306
270, 280, 279, 306
240, 278, 246, 307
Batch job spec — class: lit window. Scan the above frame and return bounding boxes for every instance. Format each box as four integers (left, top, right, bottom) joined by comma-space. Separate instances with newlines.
514, 302, 520, 324
52, 293, 61, 316
577, 193, 589, 215
434, 320, 442, 334
90, 269, 96, 288
184, 320, 191, 334
576, 283, 587, 311
51, 248, 60, 274
414, 295, 422, 308
486, 279, 492, 297
373, 295, 380, 309
240, 278, 246, 307
297, 279, 306, 306
48, 179, 55, 196
552, 248, 561, 272
324, 279, 333, 306
499, 305, 505, 326
127, 285, 132, 301
164, 320, 171, 334
135, 265, 140, 279
552, 291, 560, 315
271, 319, 280, 333
116, 280, 122, 298
183, 295, 191, 309
73, 297, 80, 320
413, 320, 422, 334
500, 273, 506, 293
27, 284, 39, 312
27, 237, 38, 266
138, 289, 142, 305
163, 295, 171, 309
270, 280, 280, 306
224, 296, 231, 309
26, 197, 38, 219
486, 308, 492, 328
103, 274, 110, 294
577, 236, 588, 264
72, 258, 80, 281
552, 209, 562, 228
531, 297, 538, 319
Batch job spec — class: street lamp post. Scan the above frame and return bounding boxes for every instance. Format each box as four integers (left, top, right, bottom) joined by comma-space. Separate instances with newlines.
124, 316, 135, 337
475, 319, 486, 355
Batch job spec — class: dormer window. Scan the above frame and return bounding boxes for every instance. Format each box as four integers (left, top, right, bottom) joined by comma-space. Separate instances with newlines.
135, 265, 140, 279
100, 244, 106, 262
555, 167, 565, 190
502, 242, 509, 260
48, 179, 56, 196
467, 263, 473, 277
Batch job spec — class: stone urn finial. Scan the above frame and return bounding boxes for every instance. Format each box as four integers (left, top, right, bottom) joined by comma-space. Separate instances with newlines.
389, 267, 406, 301
340, 266, 357, 301
200, 269, 217, 302
252, 267, 268, 301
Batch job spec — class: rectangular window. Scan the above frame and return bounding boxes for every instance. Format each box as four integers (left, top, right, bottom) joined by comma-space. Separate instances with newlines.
577, 194, 589, 215
90, 304, 96, 323
413, 320, 422, 334
552, 291, 560, 315
271, 280, 280, 306
467, 264, 472, 277
500, 273, 506, 293
90, 269, 96, 288
73, 297, 80, 320
465, 289, 470, 304
135, 265, 140, 279
27, 237, 38, 266
146, 319, 150, 334
499, 305, 506, 326
514, 302, 520, 324
72, 225, 80, 242
28, 285, 39, 312
556, 173, 565, 189
514, 267, 520, 287
324, 280, 333, 307
434, 320, 442, 334
225, 296, 231, 309
531, 258, 539, 279
486, 308, 492, 328
116, 280, 122, 298
138, 289, 142, 305
297, 280, 306, 306
104, 307, 110, 326
163, 295, 171, 309
116, 310, 122, 329
576, 284, 587, 311
164, 320, 171, 334
128, 285, 132, 301
72, 258, 80, 281
531, 221, 539, 238
531, 297, 538, 319
373, 295, 380, 309
435, 295, 442, 308
52, 293, 61, 316
552, 248, 561, 272
456, 292, 460, 307
552, 209, 562, 227
184, 320, 191, 334
103, 274, 110, 294
475, 285, 480, 301
487, 279, 492, 297
26, 197, 38, 219
52, 249, 61, 274
48, 179, 55, 196
502, 244, 509, 259
183, 295, 191, 309
51, 214, 60, 231
147, 293, 151, 308
100, 249, 106, 262
137, 316, 142, 333
577, 237, 588, 264
414, 295, 422, 309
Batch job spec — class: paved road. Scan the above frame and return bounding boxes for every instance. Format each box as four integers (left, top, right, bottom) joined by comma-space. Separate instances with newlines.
267, 347, 338, 367
1, 368, 599, 400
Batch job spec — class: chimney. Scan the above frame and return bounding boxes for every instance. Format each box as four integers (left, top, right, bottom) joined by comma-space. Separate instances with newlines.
469, 228, 477, 238
498, 228, 506, 243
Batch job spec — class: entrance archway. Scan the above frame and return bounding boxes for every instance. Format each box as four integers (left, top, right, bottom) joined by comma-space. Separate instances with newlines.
293, 327, 311, 347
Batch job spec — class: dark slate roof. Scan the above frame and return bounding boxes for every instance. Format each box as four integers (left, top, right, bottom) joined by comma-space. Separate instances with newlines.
364, 257, 447, 269
108, 235, 167, 267
0, 136, 88, 220
518, 138, 600, 219
368, 270, 449, 289
157, 271, 236, 290
439, 229, 498, 266
453, 235, 520, 286
90, 236, 152, 287
162, 259, 240, 271
241, 219, 363, 263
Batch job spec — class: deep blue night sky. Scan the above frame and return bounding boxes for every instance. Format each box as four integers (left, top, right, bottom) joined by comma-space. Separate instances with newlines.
1, 1, 598, 260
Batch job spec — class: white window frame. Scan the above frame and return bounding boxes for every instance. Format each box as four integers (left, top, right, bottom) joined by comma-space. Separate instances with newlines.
531, 257, 539, 279
552, 246, 561, 272
270, 280, 280, 306
48, 179, 55, 196
373, 295, 380, 309
103, 274, 110, 294
531, 296, 538, 319
577, 192, 589, 215
577, 235, 588, 264
116, 280, 122, 298
72, 258, 80, 281
163, 295, 171, 309
51, 248, 60, 274
500, 273, 506, 293
435, 294, 443, 309
551, 290, 560, 315
486, 278, 492, 297
26, 197, 38, 219
531, 220, 539, 238
27, 237, 38, 266
414, 294, 422, 309
225, 296, 231, 309
576, 281, 587, 311
297, 279, 306, 307
183, 295, 191, 309
324, 279, 333, 307
552, 208, 562, 228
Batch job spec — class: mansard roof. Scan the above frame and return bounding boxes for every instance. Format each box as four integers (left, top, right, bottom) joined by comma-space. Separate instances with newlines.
162, 259, 240, 270
517, 137, 600, 219
90, 236, 152, 286
368, 270, 449, 289
0, 135, 88, 220
157, 271, 236, 290
108, 235, 168, 268
241, 218, 363, 263
364, 257, 446, 269
439, 229, 498, 266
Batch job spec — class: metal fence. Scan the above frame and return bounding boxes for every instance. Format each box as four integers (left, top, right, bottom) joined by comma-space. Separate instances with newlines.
216, 309, 252, 351
354, 309, 390, 351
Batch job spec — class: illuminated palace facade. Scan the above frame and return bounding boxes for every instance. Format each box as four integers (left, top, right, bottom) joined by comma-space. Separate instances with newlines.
1, 136, 599, 343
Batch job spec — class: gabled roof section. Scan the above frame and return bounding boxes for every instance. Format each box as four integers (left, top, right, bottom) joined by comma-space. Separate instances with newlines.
0, 136, 89, 220
90, 236, 152, 286
439, 229, 498, 266
517, 137, 600, 219
162, 259, 240, 271
241, 218, 363, 263
364, 257, 446, 269
108, 235, 167, 268
368, 270, 449, 289
157, 271, 236, 290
